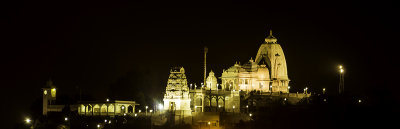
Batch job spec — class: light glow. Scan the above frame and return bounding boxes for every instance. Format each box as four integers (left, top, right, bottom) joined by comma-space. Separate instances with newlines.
158, 104, 163, 110
25, 118, 31, 124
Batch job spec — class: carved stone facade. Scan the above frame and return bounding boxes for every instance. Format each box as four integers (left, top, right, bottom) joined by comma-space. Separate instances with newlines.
206, 71, 218, 90
163, 67, 191, 112
220, 30, 289, 93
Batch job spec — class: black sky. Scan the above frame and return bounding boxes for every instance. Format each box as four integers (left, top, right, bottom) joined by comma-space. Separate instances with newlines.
2, 0, 398, 128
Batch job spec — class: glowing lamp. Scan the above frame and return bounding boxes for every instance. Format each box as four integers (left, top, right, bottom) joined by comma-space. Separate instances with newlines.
25, 118, 31, 124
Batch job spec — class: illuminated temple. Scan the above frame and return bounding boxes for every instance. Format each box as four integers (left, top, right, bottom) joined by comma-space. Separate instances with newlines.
41, 30, 310, 128
161, 30, 310, 126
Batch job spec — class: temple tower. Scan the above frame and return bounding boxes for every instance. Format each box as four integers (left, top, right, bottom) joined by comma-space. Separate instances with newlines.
42, 80, 57, 115
206, 70, 218, 90
255, 30, 290, 93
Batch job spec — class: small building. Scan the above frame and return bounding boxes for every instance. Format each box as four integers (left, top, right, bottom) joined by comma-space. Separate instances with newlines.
77, 100, 138, 116
41, 80, 139, 117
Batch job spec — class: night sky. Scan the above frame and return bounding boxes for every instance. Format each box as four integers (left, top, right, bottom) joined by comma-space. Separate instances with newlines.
2, 0, 398, 128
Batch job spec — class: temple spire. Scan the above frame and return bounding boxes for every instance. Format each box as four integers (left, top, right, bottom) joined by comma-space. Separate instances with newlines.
265, 29, 277, 43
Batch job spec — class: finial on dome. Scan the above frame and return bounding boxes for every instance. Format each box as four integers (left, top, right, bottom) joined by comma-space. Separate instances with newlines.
265, 29, 277, 43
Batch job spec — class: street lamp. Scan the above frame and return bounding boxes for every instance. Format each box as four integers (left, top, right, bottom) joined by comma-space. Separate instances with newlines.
106, 98, 109, 102
339, 65, 345, 94
145, 106, 148, 115
304, 87, 308, 94
25, 118, 31, 124
65, 117, 68, 121
323, 88, 326, 94
158, 103, 163, 113
249, 113, 252, 117
270, 85, 273, 93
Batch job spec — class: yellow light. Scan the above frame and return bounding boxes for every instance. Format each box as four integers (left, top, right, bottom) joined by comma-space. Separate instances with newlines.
340, 69, 344, 73
150, 110, 153, 113
44, 90, 47, 95
106, 99, 109, 102
208, 121, 211, 125
25, 118, 31, 124
249, 113, 252, 117
233, 106, 235, 109
146, 106, 148, 109
339, 65, 343, 69
52, 88, 56, 91
97, 124, 101, 128
323, 88, 326, 91
158, 104, 163, 110
104, 119, 107, 123
65, 117, 68, 121
139, 110, 141, 113
135, 113, 137, 117
358, 99, 362, 103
